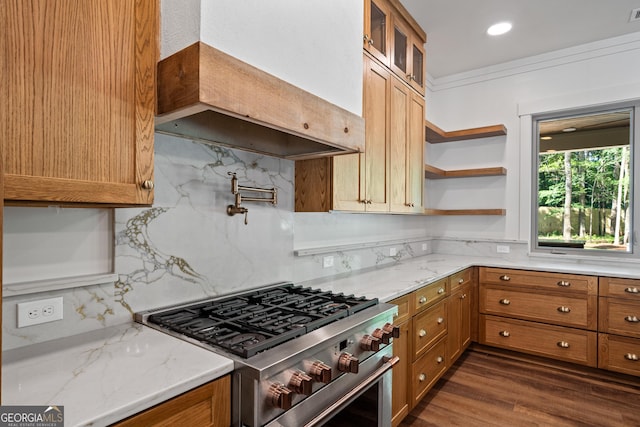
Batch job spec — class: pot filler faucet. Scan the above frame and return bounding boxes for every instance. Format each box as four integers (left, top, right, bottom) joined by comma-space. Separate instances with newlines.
226, 172, 277, 225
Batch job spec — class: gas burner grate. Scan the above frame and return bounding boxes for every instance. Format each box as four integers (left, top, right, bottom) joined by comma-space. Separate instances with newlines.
147, 282, 378, 358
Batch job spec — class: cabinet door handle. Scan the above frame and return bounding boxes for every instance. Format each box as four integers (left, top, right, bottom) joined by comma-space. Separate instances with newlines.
418, 373, 426, 382
437, 317, 444, 324
499, 299, 511, 305
499, 331, 510, 337
436, 356, 444, 364
557, 341, 570, 349
418, 296, 427, 304
624, 315, 639, 323
557, 280, 571, 287
418, 329, 427, 337
141, 180, 154, 190
438, 287, 445, 295
557, 306, 571, 313
625, 353, 639, 361
625, 287, 639, 294
461, 294, 467, 299
499, 275, 510, 281
458, 278, 464, 284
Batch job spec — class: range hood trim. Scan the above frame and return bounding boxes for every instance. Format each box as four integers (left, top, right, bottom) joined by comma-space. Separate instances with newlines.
156, 42, 365, 160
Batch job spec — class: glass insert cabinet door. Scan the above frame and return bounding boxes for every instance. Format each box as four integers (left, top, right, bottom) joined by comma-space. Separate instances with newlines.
364, 0, 391, 66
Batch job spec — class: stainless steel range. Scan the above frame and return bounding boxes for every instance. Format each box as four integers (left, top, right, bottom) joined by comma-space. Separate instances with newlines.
135, 282, 399, 427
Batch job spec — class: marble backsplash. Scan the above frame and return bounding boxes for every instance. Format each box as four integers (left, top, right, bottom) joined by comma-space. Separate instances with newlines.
3, 134, 435, 350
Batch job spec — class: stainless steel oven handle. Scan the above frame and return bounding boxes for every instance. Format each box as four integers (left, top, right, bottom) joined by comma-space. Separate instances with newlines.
304, 355, 400, 427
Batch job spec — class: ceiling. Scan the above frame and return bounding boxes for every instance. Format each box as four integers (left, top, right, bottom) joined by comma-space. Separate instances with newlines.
399, 0, 640, 78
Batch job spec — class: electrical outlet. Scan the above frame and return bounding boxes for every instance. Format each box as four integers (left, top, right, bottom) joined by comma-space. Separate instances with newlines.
18, 297, 64, 327
322, 256, 334, 268
389, 247, 397, 256
497, 245, 511, 254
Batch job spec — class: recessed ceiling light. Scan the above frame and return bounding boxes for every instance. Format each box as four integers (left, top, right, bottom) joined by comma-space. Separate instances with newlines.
487, 22, 512, 36
562, 127, 577, 132
540, 136, 552, 140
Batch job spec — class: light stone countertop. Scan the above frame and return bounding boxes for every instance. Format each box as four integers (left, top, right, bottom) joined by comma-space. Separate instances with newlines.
4, 253, 639, 426
2, 323, 234, 427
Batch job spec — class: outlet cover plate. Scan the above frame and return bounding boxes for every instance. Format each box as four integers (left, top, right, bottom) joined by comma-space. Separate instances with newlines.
18, 297, 64, 327
322, 256, 334, 268
497, 245, 511, 254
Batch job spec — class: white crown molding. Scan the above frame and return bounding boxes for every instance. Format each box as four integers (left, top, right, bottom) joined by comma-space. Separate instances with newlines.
430, 31, 640, 92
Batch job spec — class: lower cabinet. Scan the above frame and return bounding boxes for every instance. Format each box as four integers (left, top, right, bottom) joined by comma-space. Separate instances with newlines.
111, 376, 231, 427
598, 277, 640, 376
389, 267, 476, 426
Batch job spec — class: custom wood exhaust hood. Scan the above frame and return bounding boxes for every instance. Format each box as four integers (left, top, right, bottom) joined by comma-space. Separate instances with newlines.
155, 42, 365, 160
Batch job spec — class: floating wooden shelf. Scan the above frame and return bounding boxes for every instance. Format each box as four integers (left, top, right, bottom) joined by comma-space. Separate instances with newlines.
424, 164, 507, 179
425, 120, 507, 143
424, 209, 506, 216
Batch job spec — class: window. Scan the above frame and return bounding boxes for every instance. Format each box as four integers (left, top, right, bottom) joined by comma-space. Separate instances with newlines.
533, 102, 639, 256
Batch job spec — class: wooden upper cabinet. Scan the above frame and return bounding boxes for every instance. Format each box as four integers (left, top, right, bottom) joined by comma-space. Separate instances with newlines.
364, 0, 392, 67
390, 14, 425, 94
390, 76, 424, 213
2, 0, 158, 205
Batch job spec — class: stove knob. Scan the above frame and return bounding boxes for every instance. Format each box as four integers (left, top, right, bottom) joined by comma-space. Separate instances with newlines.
268, 383, 293, 410
383, 322, 401, 339
338, 352, 359, 374
372, 328, 392, 344
289, 371, 313, 395
309, 361, 332, 384
360, 334, 381, 351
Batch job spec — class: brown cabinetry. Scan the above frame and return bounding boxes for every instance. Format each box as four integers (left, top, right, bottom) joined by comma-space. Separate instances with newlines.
112, 376, 231, 427
3, 0, 157, 205
598, 277, 640, 376
389, 293, 411, 427
390, 269, 475, 425
390, 15, 425, 94
448, 268, 474, 365
478, 268, 598, 367
295, 0, 425, 214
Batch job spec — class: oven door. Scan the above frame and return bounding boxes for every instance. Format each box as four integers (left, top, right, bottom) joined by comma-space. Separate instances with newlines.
266, 345, 398, 427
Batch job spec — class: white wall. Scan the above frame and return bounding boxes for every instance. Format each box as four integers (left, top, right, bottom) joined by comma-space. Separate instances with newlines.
425, 32, 640, 243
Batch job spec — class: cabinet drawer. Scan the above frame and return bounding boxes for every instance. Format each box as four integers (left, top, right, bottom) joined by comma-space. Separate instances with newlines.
599, 298, 640, 338
479, 315, 597, 367
450, 267, 473, 291
479, 286, 596, 330
413, 277, 448, 313
412, 300, 447, 359
411, 337, 447, 406
600, 277, 640, 300
480, 267, 597, 296
598, 333, 640, 377
390, 294, 411, 325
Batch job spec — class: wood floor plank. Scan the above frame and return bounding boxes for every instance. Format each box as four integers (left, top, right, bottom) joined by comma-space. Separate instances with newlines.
401, 348, 640, 427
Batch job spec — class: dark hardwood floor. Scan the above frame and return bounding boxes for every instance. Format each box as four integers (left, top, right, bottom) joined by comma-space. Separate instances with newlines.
401, 347, 640, 427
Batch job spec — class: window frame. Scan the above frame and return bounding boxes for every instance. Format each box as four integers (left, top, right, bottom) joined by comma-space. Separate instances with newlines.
530, 100, 639, 259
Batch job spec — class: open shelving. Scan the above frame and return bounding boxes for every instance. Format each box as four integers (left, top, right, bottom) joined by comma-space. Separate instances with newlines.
424, 120, 507, 216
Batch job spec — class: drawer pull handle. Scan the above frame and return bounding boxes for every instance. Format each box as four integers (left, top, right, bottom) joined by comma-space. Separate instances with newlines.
557, 306, 571, 313
437, 317, 444, 324
500, 275, 510, 281
436, 356, 444, 364
461, 294, 467, 299
418, 373, 426, 382
557, 280, 571, 287
419, 329, 427, 337
419, 296, 427, 304
625, 353, 639, 361
499, 331, 510, 337
557, 341, 570, 349
625, 287, 639, 294
624, 315, 639, 323
438, 288, 445, 295
499, 299, 511, 305
458, 278, 464, 284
